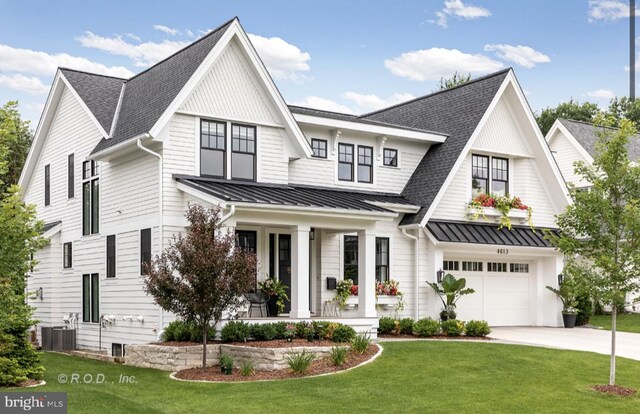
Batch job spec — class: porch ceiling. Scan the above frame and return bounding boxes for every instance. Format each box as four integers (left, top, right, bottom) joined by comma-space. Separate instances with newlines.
174, 175, 418, 217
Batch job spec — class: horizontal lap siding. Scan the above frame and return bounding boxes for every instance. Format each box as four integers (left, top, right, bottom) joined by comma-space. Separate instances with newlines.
548, 130, 589, 187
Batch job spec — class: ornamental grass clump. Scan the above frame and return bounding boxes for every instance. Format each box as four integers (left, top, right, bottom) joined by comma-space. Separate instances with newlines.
351, 334, 372, 355
286, 350, 316, 374
329, 346, 348, 366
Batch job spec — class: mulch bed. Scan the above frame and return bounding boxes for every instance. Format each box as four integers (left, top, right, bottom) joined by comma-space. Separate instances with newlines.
174, 343, 379, 382
592, 384, 637, 396
6, 379, 43, 388
378, 334, 493, 340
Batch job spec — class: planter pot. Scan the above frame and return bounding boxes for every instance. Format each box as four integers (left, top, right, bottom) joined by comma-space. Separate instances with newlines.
267, 299, 279, 317
377, 295, 400, 309
439, 308, 457, 322
344, 297, 358, 308
468, 207, 528, 224
562, 313, 577, 328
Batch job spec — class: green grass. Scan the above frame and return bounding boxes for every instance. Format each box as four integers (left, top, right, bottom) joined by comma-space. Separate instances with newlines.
590, 313, 640, 333
2, 342, 640, 413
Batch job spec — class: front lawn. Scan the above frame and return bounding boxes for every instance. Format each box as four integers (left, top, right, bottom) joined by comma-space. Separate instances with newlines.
2, 342, 639, 413
590, 313, 640, 333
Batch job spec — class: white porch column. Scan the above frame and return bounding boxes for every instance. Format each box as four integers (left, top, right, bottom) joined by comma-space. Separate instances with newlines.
357, 229, 376, 318
290, 225, 311, 318
426, 240, 444, 319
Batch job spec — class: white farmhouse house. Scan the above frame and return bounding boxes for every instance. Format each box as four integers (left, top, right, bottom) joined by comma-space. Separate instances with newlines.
20, 17, 570, 354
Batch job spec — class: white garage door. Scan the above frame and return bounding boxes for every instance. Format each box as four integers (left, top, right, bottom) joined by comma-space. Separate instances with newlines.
446, 260, 532, 326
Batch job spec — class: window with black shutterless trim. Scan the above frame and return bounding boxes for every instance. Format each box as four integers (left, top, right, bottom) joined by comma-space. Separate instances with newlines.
200, 119, 226, 178
82, 273, 99, 323
44, 164, 50, 206
492, 157, 509, 197
471, 155, 489, 197
82, 160, 99, 236
357, 146, 373, 183
63, 242, 72, 269
140, 229, 151, 275
311, 138, 327, 158
375, 237, 389, 283
231, 124, 256, 181
338, 143, 354, 181
68, 154, 74, 199
343, 235, 358, 285
383, 148, 398, 167
106, 235, 116, 278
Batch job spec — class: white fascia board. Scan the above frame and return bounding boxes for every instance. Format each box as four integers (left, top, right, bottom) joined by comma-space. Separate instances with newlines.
293, 113, 448, 143
175, 181, 228, 209
363, 200, 421, 213
89, 133, 151, 161
43, 223, 62, 239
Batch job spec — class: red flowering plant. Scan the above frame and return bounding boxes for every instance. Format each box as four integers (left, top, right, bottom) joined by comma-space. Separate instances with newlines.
375, 279, 405, 313
335, 279, 356, 309
467, 193, 533, 230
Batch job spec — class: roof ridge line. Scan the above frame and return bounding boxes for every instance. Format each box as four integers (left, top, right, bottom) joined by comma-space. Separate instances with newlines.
559, 118, 619, 131
359, 68, 512, 118
287, 104, 358, 117
59, 67, 127, 80
125, 16, 238, 82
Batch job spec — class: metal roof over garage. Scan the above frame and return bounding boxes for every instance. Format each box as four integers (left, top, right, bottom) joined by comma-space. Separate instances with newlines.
426, 220, 558, 248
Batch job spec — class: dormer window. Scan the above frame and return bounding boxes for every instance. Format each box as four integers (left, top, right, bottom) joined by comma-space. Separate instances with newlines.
200, 119, 226, 178
472, 154, 509, 197
383, 148, 398, 167
311, 139, 327, 158
338, 143, 354, 181
357, 146, 373, 183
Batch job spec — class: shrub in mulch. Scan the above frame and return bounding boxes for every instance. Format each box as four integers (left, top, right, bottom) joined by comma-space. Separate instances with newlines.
592, 384, 637, 396
173, 343, 379, 382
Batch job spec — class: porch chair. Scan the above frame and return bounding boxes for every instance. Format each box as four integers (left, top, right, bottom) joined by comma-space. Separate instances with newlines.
244, 292, 270, 317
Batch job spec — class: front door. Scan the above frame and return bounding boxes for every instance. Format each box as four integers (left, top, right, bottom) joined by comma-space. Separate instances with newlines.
278, 234, 292, 313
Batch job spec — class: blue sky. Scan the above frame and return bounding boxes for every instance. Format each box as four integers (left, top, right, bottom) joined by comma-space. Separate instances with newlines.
0, 0, 635, 126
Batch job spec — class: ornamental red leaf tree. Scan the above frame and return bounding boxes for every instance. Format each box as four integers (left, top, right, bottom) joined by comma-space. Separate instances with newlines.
143, 204, 257, 367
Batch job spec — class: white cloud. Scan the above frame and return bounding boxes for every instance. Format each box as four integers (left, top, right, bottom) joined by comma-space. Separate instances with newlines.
77, 31, 189, 67
125, 33, 141, 42
0, 74, 49, 95
432, 0, 491, 28
247, 34, 311, 80
153, 25, 179, 36
588, 0, 636, 22
342, 92, 415, 112
291, 96, 354, 114
586, 89, 616, 100
185, 29, 195, 38
0, 44, 134, 78
484, 44, 550, 68
385, 47, 504, 81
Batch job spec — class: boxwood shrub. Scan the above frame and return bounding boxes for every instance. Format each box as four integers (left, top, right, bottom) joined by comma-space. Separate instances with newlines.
220, 321, 251, 342
441, 319, 465, 337
163, 320, 215, 342
378, 317, 396, 334
413, 318, 440, 337
332, 324, 356, 343
399, 318, 414, 335
464, 320, 491, 337
250, 323, 277, 341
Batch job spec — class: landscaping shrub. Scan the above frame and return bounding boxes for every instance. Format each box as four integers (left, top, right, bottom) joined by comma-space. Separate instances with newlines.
240, 360, 254, 377
322, 322, 341, 341
351, 334, 372, 355
576, 294, 593, 326
329, 346, 348, 366
464, 320, 491, 337
250, 323, 277, 341
399, 318, 414, 335
413, 318, 441, 337
220, 321, 250, 343
272, 322, 288, 339
332, 324, 356, 343
312, 321, 331, 339
163, 320, 214, 342
219, 354, 234, 375
294, 322, 308, 338
378, 317, 396, 334
441, 319, 465, 337
286, 350, 316, 374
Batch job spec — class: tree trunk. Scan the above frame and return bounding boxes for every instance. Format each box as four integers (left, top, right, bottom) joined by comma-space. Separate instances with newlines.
202, 324, 208, 368
609, 306, 617, 386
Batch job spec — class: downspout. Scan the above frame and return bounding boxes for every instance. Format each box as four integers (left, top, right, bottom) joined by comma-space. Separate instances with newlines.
220, 205, 236, 224
401, 228, 420, 320
136, 136, 164, 330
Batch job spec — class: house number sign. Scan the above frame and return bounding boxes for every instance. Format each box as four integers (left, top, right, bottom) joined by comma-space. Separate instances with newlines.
497, 248, 509, 255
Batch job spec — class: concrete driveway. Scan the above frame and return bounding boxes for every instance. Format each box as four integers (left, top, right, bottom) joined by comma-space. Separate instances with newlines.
490, 327, 640, 361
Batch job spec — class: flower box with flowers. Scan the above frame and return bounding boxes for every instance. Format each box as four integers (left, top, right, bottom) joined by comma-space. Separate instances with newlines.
376, 280, 404, 310
467, 194, 533, 229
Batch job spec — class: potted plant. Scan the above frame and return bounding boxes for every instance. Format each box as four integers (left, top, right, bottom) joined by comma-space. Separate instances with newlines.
546, 279, 579, 328
258, 276, 289, 316
335, 279, 357, 309
427, 273, 475, 321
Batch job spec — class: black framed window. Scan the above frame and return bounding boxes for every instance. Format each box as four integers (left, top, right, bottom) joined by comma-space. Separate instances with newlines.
487, 262, 507, 272
471, 154, 489, 196
269, 233, 275, 278
357, 146, 373, 183
44, 164, 50, 206
311, 139, 327, 158
63, 242, 72, 269
375, 237, 389, 283
200, 119, 226, 178
338, 143, 354, 181
462, 261, 483, 272
140, 228, 151, 275
82, 160, 99, 235
510, 263, 529, 273
82, 273, 99, 323
383, 148, 398, 167
68, 154, 74, 199
344, 235, 358, 285
443, 260, 459, 271
231, 124, 256, 181
106, 235, 116, 278
235, 230, 257, 252
492, 157, 509, 197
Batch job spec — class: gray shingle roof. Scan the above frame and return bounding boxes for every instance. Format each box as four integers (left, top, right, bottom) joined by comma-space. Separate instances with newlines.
42, 220, 62, 233
361, 69, 511, 225
90, 17, 236, 155
60, 69, 125, 133
427, 220, 557, 247
558, 118, 640, 161
175, 175, 415, 214
288, 105, 447, 136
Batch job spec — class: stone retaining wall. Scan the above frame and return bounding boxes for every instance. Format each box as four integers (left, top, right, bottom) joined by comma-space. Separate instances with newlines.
126, 343, 347, 372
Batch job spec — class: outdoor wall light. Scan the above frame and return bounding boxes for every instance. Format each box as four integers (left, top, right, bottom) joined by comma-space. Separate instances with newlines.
437, 269, 445, 284
37, 287, 43, 300
309, 229, 315, 241
558, 273, 564, 286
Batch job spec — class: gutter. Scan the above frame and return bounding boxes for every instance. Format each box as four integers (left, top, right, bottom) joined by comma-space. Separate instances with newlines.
136, 136, 164, 330
220, 205, 236, 224
401, 228, 420, 320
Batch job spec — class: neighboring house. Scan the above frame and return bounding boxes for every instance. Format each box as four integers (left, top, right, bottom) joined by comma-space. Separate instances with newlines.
20, 17, 570, 354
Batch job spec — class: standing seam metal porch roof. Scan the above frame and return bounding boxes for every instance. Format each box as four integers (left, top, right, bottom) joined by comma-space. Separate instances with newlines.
426, 220, 557, 247
175, 175, 417, 214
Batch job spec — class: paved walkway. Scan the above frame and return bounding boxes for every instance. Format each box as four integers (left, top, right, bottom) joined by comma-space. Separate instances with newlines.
490, 327, 640, 361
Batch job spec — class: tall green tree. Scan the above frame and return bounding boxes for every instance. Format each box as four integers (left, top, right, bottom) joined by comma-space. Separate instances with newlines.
536, 99, 601, 135
547, 117, 640, 386
0, 185, 46, 386
0, 101, 33, 197
606, 96, 640, 129
436, 72, 471, 91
